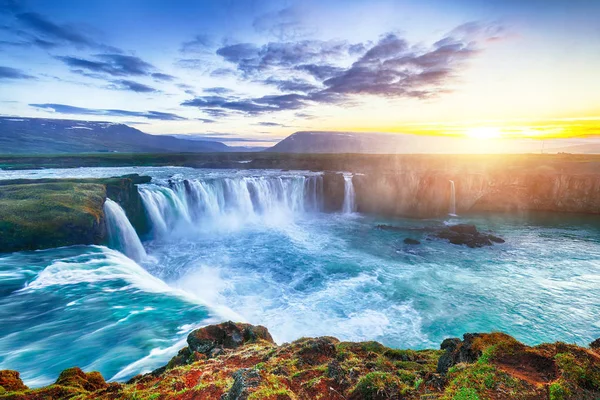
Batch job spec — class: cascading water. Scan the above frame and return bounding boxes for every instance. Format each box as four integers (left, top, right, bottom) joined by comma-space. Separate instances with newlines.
139, 174, 324, 234
449, 180, 457, 216
342, 174, 356, 213
103, 198, 147, 262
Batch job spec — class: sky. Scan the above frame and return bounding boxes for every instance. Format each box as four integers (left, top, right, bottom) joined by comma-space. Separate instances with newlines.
1, 0, 599, 147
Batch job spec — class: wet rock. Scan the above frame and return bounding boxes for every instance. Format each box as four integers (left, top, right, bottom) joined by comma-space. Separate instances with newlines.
221, 368, 262, 400
187, 321, 274, 357
435, 224, 504, 248
403, 238, 420, 245
590, 338, 600, 351
488, 235, 505, 243
54, 367, 107, 391
0, 370, 28, 392
436, 334, 484, 374
448, 224, 478, 235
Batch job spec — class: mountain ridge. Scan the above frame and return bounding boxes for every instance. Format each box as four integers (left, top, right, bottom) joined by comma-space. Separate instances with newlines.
0, 117, 228, 154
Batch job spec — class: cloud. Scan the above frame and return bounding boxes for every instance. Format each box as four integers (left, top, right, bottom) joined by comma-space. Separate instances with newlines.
253, 6, 313, 41
30, 103, 187, 120
295, 64, 345, 80
57, 54, 154, 77
181, 93, 310, 116
204, 87, 233, 95
152, 72, 175, 81
196, 118, 216, 123
263, 77, 318, 93
0, 65, 35, 80
110, 79, 158, 93
216, 39, 354, 76
180, 34, 214, 53
1, 4, 119, 52
196, 22, 503, 115
256, 121, 285, 127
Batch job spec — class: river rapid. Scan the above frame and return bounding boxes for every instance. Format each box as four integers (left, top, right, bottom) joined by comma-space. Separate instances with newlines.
1, 166, 599, 387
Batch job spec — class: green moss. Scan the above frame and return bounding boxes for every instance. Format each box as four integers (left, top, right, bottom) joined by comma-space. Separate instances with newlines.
350, 372, 409, 400
549, 380, 570, 400
451, 387, 481, 400
555, 352, 600, 390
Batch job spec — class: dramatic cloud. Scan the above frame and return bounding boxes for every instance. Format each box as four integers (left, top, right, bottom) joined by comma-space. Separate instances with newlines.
1, 3, 119, 52
0, 66, 34, 80
57, 54, 154, 77
182, 93, 308, 116
109, 79, 157, 93
263, 77, 318, 93
186, 22, 501, 115
216, 39, 354, 76
30, 103, 187, 120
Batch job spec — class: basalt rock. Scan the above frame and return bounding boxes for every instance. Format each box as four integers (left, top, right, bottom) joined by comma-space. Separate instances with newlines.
591, 338, 600, 351
403, 238, 421, 245
187, 321, 275, 357
437, 334, 485, 374
434, 224, 505, 248
221, 368, 262, 400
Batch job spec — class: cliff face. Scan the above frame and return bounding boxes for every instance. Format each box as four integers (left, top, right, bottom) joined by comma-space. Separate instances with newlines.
2, 322, 599, 399
352, 171, 600, 218
0, 175, 150, 253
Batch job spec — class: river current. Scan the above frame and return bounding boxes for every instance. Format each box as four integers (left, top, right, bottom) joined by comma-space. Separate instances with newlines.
1, 167, 599, 387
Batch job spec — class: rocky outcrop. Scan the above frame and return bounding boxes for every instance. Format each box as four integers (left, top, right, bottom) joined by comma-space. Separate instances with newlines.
0, 175, 150, 253
0, 371, 27, 392
353, 167, 600, 218
435, 224, 505, 248
3, 322, 600, 399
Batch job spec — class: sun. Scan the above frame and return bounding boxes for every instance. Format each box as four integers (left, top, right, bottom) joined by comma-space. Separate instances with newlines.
464, 127, 504, 140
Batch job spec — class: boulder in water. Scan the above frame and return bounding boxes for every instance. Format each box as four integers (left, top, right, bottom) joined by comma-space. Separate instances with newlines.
403, 238, 421, 245
435, 224, 504, 248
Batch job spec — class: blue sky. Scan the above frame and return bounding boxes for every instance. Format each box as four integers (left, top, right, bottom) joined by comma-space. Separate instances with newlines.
1, 0, 599, 145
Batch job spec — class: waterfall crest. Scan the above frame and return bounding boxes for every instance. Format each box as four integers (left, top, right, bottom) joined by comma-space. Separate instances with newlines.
139, 174, 324, 235
342, 174, 356, 214
103, 198, 147, 262
449, 180, 457, 216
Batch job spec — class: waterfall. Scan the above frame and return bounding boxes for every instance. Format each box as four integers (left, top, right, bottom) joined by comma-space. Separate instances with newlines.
103, 198, 147, 262
138, 174, 323, 235
449, 180, 457, 216
342, 174, 356, 214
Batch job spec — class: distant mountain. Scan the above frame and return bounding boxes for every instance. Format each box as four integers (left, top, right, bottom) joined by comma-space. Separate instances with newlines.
0, 117, 229, 154
266, 131, 412, 153
266, 131, 600, 154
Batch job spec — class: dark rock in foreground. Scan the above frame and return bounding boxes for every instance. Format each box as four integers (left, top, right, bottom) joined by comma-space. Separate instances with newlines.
3, 321, 600, 399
